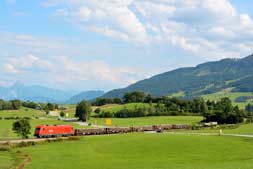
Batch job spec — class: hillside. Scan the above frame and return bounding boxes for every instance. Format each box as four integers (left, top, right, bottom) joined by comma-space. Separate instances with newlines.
102, 54, 253, 98
66, 90, 104, 104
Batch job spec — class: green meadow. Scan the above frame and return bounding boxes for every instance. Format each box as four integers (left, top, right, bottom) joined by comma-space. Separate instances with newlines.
19, 133, 253, 169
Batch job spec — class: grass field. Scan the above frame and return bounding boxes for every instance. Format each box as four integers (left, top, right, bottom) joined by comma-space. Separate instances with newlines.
202, 91, 253, 108
0, 151, 14, 169
0, 107, 45, 118
20, 133, 253, 169
89, 116, 203, 127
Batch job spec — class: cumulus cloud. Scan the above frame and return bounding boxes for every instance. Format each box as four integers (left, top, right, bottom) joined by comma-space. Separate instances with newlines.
3, 54, 53, 74
42, 0, 253, 59
2, 54, 149, 90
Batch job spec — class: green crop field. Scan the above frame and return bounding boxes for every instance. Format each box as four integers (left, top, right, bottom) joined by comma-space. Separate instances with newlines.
202, 91, 253, 108
19, 133, 253, 169
89, 116, 203, 127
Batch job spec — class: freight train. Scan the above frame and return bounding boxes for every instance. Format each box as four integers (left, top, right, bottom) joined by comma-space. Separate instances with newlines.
34, 124, 191, 138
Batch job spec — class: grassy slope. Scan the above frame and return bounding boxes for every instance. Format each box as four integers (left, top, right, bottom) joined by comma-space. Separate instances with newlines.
202, 91, 253, 108
0, 107, 45, 118
22, 133, 253, 169
89, 116, 203, 127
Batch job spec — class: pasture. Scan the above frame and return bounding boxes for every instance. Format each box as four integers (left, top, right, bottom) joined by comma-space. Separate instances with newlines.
20, 133, 253, 169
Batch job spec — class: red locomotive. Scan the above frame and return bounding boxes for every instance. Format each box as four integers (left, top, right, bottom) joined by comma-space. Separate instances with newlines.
34, 125, 74, 138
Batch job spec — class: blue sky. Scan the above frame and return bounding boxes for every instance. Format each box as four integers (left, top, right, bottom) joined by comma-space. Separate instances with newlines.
0, 0, 253, 92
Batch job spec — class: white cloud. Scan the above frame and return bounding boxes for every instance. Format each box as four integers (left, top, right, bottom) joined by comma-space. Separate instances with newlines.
46, 0, 149, 44
75, 7, 92, 21
41, 0, 253, 59
3, 54, 53, 75
240, 14, 252, 27
50, 56, 148, 87
135, 1, 176, 19
3, 64, 22, 74
2, 54, 149, 90
208, 27, 236, 39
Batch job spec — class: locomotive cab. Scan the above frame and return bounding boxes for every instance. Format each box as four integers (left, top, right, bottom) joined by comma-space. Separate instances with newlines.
34, 126, 42, 138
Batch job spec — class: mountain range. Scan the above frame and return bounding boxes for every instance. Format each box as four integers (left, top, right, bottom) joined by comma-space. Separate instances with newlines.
0, 82, 104, 103
2, 54, 253, 102
66, 90, 105, 104
102, 54, 253, 99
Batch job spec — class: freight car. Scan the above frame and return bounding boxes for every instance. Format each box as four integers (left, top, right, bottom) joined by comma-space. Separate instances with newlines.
74, 124, 191, 136
34, 124, 191, 138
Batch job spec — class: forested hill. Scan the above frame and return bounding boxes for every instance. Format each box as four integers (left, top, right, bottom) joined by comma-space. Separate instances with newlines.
102, 54, 253, 98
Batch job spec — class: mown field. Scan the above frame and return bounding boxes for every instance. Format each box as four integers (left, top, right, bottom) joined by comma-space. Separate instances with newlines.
202, 91, 253, 108
89, 116, 203, 127
19, 133, 253, 169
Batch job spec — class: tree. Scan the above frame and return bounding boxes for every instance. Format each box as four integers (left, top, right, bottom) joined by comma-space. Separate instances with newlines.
60, 111, 65, 117
12, 118, 31, 139
75, 100, 92, 122
10, 100, 22, 110
200, 100, 208, 116
47, 103, 55, 111
245, 103, 253, 113
94, 108, 101, 114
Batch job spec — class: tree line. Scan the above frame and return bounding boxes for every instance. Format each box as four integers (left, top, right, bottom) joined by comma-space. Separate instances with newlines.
0, 99, 58, 111
0, 99, 22, 110
91, 91, 252, 124
22, 101, 59, 111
